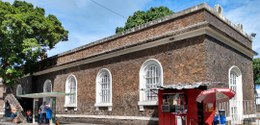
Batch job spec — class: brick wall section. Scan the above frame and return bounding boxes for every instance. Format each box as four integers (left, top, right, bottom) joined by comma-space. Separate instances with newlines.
55, 11, 206, 65
15, 76, 33, 95
27, 4, 255, 124
34, 9, 253, 72
205, 35, 254, 101
34, 75, 55, 93
58, 117, 157, 125
204, 11, 252, 49
35, 36, 207, 118
0, 85, 4, 115
0, 78, 5, 115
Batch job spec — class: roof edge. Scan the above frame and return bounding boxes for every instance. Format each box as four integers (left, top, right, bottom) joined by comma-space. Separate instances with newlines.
46, 3, 253, 61
49, 3, 209, 58
159, 82, 224, 90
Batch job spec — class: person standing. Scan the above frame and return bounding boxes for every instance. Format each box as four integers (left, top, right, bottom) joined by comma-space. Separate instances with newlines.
10, 106, 17, 123
39, 102, 47, 124
46, 106, 53, 125
26, 109, 33, 123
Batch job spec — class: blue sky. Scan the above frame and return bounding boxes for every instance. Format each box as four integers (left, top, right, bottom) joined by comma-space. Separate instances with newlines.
257, 85, 260, 89
3, 0, 260, 57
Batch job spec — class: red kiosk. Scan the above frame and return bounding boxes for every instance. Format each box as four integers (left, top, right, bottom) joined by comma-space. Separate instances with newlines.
158, 82, 222, 125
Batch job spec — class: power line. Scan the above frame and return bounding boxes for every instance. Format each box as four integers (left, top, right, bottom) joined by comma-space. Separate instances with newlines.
87, 0, 127, 19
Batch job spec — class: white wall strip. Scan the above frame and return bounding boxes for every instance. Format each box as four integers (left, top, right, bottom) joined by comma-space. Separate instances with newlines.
56, 114, 159, 121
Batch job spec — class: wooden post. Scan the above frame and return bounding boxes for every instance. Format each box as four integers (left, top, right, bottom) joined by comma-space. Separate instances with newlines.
33, 98, 38, 124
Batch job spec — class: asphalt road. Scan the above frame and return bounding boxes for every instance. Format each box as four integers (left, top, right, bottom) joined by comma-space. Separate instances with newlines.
0, 122, 101, 125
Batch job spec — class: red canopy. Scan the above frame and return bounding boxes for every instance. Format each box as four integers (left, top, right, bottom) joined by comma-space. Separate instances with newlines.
196, 88, 235, 103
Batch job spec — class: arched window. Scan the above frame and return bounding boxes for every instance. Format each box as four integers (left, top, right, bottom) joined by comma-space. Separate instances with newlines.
16, 84, 23, 96
65, 75, 77, 107
229, 66, 243, 124
138, 59, 163, 111
95, 68, 112, 111
43, 80, 52, 103
43, 80, 52, 93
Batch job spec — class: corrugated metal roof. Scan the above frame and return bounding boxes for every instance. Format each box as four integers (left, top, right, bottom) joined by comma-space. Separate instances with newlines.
158, 82, 223, 90
18, 92, 66, 98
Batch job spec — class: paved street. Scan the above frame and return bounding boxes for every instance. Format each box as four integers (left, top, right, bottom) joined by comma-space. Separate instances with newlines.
0, 122, 101, 125
0, 117, 102, 125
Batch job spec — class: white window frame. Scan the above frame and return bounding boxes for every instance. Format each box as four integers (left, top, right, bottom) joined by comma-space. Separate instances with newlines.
64, 74, 77, 108
138, 58, 163, 111
43, 80, 52, 104
95, 68, 112, 111
228, 66, 243, 123
16, 84, 23, 96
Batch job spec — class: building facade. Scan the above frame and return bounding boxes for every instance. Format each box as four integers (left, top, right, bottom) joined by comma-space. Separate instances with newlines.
0, 78, 5, 116
1, 3, 256, 124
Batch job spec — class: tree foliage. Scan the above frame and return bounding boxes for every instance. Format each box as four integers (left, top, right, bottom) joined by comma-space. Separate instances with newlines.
115, 6, 173, 33
0, 1, 68, 86
253, 58, 260, 84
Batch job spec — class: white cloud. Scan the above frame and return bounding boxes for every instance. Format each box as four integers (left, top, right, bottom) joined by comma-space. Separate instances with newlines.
2, 0, 152, 56
222, 0, 260, 57
2, 0, 259, 57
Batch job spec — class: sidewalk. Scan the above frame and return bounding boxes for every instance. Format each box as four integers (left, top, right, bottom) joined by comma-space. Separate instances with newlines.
0, 117, 101, 125
0, 122, 101, 125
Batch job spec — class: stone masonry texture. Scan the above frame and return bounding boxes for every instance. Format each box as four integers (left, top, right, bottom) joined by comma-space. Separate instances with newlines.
35, 35, 206, 124
55, 10, 205, 66
0, 85, 4, 116
13, 4, 255, 125
205, 35, 254, 100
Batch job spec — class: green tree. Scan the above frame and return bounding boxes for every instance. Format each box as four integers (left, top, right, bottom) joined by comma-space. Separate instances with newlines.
0, 1, 68, 86
253, 58, 260, 84
115, 6, 173, 33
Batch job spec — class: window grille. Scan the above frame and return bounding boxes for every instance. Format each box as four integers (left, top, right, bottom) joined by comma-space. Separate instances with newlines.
144, 64, 160, 101
16, 84, 22, 96
99, 72, 110, 103
95, 68, 112, 110
44, 81, 52, 92
43, 80, 52, 103
67, 76, 76, 105
65, 75, 77, 107
229, 66, 242, 124
230, 72, 237, 100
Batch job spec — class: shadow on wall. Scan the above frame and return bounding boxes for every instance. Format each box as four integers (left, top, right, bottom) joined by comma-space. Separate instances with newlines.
147, 108, 159, 125
34, 55, 58, 72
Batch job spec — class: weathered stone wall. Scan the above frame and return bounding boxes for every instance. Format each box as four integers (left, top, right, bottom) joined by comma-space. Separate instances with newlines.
15, 76, 33, 95
33, 75, 55, 93
205, 35, 254, 101
204, 11, 252, 49
56, 10, 205, 66
56, 10, 252, 68
28, 4, 255, 125
34, 8, 253, 74
35, 35, 207, 124
0, 84, 5, 116
58, 117, 158, 125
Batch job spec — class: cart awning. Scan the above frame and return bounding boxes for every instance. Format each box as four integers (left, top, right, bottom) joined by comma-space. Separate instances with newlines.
158, 82, 223, 90
17, 92, 66, 98
196, 88, 235, 103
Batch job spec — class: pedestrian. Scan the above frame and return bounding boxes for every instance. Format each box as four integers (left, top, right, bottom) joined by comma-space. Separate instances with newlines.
39, 102, 47, 125
46, 106, 52, 125
38, 108, 42, 125
26, 109, 33, 123
10, 106, 18, 123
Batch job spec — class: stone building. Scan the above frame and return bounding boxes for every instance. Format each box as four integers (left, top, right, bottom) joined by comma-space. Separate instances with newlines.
1, 3, 257, 125
0, 78, 5, 116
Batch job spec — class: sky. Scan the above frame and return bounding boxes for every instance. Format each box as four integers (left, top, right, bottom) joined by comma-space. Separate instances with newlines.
2, 0, 260, 58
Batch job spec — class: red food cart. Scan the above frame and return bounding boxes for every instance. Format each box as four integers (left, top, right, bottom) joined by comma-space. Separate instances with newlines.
158, 82, 223, 125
